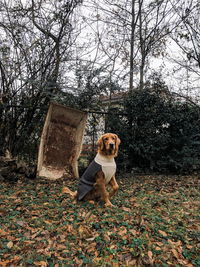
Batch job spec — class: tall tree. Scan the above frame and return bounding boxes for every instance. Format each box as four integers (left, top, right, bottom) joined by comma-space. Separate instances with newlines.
169, 0, 200, 97
0, 0, 82, 157
81, 0, 178, 91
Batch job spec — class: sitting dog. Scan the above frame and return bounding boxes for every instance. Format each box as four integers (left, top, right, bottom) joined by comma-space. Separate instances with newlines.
64, 133, 121, 207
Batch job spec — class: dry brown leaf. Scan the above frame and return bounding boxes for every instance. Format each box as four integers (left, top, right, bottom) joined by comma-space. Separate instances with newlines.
86, 243, 97, 253
177, 259, 192, 265
186, 244, 193, 249
75, 258, 83, 265
7, 241, 13, 249
156, 242, 163, 247
130, 197, 137, 202
148, 251, 154, 265
168, 239, 182, 246
122, 207, 131, 212
0, 259, 12, 267
85, 236, 96, 242
171, 249, 179, 259
103, 234, 111, 242
93, 257, 102, 263
56, 244, 67, 250
158, 230, 168, 237
118, 226, 127, 236
105, 255, 114, 262
110, 245, 116, 250
34, 261, 47, 267
0, 229, 8, 236
155, 247, 162, 251
78, 224, 93, 239
129, 229, 137, 235
44, 220, 52, 225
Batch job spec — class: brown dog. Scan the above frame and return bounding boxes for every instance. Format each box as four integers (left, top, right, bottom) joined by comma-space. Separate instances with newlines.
63, 133, 121, 207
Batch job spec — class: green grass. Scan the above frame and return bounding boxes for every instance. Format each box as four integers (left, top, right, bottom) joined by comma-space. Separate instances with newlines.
0, 175, 199, 266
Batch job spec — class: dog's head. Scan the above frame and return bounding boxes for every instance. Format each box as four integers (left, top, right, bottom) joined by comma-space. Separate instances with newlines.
97, 133, 121, 157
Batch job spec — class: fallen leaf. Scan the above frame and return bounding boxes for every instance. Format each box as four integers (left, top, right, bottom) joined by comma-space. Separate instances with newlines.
186, 244, 193, 249
158, 230, 168, 237
86, 242, 97, 253
78, 225, 93, 239
0, 209, 8, 216
44, 220, 52, 225
177, 259, 192, 265
56, 244, 67, 250
118, 226, 127, 237
130, 197, 137, 202
0, 256, 21, 267
129, 229, 137, 235
122, 207, 131, 212
156, 242, 163, 247
7, 241, 13, 249
103, 234, 111, 242
0, 229, 8, 236
16, 220, 25, 226
85, 236, 96, 242
168, 239, 182, 246
34, 261, 47, 267
88, 200, 95, 204
171, 249, 179, 259
148, 251, 154, 265
75, 258, 83, 265
0, 260, 12, 266
155, 247, 162, 251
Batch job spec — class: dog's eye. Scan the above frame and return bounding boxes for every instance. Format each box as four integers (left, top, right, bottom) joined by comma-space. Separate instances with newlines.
104, 137, 108, 141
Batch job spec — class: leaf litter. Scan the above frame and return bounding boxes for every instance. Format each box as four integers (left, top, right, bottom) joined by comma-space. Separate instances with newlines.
0, 175, 199, 266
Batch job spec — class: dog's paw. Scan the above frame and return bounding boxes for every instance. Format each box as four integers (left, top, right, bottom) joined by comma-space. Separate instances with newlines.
62, 187, 77, 199
104, 201, 114, 208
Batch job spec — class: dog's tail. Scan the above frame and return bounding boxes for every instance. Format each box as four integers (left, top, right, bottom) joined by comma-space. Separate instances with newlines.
62, 187, 77, 199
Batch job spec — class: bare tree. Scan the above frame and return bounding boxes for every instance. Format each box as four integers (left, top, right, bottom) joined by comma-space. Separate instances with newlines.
80, 0, 178, 91
0, 0, 82, 157
170, 0, 200, 75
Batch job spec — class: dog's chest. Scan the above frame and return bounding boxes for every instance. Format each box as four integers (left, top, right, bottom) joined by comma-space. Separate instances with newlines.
94, 153, 116, 184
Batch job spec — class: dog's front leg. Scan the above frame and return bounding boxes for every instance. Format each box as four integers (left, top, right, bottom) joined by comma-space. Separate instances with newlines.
109, 176, 119, 198
96, 172, 113, 207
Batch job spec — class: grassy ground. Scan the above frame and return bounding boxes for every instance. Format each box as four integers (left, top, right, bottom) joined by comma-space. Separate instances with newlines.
0, 175, 199, 266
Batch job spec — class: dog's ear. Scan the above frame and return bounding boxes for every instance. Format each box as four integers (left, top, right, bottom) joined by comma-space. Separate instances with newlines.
97, 136, 104, 151
114, 134, 121, 156
115, 134, 121, 146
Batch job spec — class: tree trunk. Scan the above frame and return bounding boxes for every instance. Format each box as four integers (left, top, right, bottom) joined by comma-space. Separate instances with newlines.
129, 0, 136, 91
139, 0, 145, 90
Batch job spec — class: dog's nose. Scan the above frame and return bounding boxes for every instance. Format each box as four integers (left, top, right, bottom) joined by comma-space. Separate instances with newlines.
110, 143, 114, 149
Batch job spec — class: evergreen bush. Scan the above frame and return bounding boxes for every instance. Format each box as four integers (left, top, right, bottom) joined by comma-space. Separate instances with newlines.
107, 88, 200, 174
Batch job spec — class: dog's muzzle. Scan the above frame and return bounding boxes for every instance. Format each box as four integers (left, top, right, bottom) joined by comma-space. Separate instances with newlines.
109, 143, 115, 149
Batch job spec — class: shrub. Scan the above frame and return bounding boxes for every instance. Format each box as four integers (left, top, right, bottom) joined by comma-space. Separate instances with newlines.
106, 88, 200, 174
